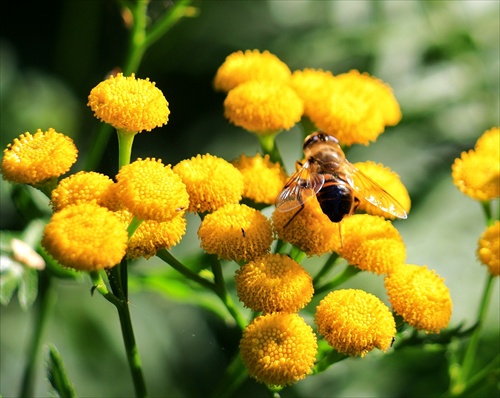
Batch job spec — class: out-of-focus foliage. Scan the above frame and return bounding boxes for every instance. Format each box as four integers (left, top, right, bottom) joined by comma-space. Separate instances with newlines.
1, 1, 498, 397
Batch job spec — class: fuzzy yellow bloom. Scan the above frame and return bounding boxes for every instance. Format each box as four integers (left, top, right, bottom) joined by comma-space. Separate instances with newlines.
335, 70, 402, 126
42, 203, 128, 271
198, 203, 273, 262
272, 196, 340, 256
315, 289, 396, 357
475, 127, 499, 156
115, 158, 189, 222
290, 68, 336, 119
51, 171, 115, 212
385, 264, 452, 333
1, 129, 78, 185
123, 211, 187, 259
337, 214, 406, 275
232, 153, 287, 205
353, 161, 411, 219
87, 73, 169, 133
173, 154, 244, 213
477, 221, 500, 276
304, 70, 400, 146
235, 253, 314, 313
214, 49, 292, 92
240, 313, 317, 386
224, 80, 303, 135
452, 127, 500, 201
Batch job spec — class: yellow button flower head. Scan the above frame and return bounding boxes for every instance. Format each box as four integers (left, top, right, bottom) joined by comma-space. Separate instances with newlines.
309, 84, 385, 146
115, 158, 189, 222
477, 221, 500, 276
290, 68, 336, 119
224, 80, 304, 135
235, 253, 314, 313
337, 214, 406, 275
240, 313, 317, 386
335, 70, 402, 127
272, 196, 340, 256
385, 264, 452, 333
1, 128, 78, 185
51, 171, 115, 212
173, 154, 244, 213
42, 203, 128, 271
214, 49, 292, 92
353, 161, 411, 219
126, 212, 187, 259
315, 289, 396, 357
87, 73, 169, 133
198, 203, 272, 262
232, 153, 287, 205
475, 127, 500, 156
452, 127, 500, 201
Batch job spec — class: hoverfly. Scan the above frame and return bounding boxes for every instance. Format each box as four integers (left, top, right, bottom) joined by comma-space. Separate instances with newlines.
275, 131, 407, 226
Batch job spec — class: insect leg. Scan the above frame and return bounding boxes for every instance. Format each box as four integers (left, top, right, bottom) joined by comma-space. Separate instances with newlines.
283, 202, 305, 228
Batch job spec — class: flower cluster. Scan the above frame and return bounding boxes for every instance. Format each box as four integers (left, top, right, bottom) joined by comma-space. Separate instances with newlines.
452, 127, 500, 278
211, 49, 453, 385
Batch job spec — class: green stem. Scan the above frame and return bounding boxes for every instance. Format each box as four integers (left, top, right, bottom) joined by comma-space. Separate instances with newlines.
313, 252, 339, 285
116, 297, 148, 398
122, 0, 148, 75
209, 256, 247, 330
448, 273, 496, 396
289, 245, 306, 263
258, 133, 283, 164
19, 272, 56, 397
117, 129, 136, 168
89, 270, 148, 397
83, 123, 113, 172
312, 349, 348, 374
210, 353, 248, 398
156, 249, 216, 291
314, 264, 361, 295
144, 0, 194, 49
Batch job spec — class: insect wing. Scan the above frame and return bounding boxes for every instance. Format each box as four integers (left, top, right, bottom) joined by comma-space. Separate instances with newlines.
343, 161, 407, 219
275, 163, 325, 212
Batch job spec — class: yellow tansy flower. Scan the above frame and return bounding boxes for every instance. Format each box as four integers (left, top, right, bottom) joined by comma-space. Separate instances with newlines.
353, 161, 411, 219
51, 171, 115, 212
126, 213, 187, 259
452, 149, 500, 201
308, 85, 386, 146
272, 196, 340, 256
335, 70, 402, 127
87, 73, 169, 133
240, 313, 317, 386
173, 154, 244, 213
232, 153, 287, 205
1, 128, 78, 185
337, 214, 406, 275
115, 158, 189, 222
198, 203, 272, 262
385, 264, 452, 333
315, 289, 396, 357
224, 80, 303, 135
214, 49, 291, 92
290, 68, 336, 119
452, 127, 500, 201
235, 253, 314, 313
474, 127, 499, 157
41, 203, 128, 271
477, 221, 500, 276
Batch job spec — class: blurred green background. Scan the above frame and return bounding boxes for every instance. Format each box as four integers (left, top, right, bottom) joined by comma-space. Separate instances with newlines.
1, 1, 499, 397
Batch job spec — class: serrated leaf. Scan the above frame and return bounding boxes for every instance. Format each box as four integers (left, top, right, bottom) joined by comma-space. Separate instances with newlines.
46, 344, 77, 398
0, 255, 23, 306
18, 268, 38, 311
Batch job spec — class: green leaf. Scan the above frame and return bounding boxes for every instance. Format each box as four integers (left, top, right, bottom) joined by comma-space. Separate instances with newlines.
46, 344, 77, 398
0, 255, 21, 305
18, 268, 38, 311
